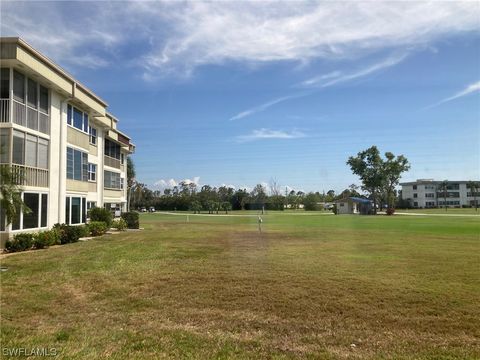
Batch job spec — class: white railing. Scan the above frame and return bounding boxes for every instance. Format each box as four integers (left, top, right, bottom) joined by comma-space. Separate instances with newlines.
0, 99, 9, 123
104, 155, 121, 169
11, 164, 49, 187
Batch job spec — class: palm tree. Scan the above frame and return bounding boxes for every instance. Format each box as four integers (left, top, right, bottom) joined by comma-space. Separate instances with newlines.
438, 180, 449, 212
0, 165, 27, 227
467, 181, 479, 211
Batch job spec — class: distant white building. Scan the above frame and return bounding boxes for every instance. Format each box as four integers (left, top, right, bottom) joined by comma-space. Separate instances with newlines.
400, 179, 479, 208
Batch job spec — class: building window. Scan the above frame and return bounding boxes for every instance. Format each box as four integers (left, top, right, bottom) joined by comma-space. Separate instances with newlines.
67, 147, 88, 181
104, 138, 121, 160
413, 193, 417, 198
67, 104, 89, 133
65, 196, 87, 225
104, 170, 121, 189
89, 126, 97, 145
413, 202, 418, 207
425, 193, 435, 198
88, 163, 97, 181
39, 86, 49, 114
120, 177, 124, 190
87, 201, 96, 211
413, 185, 417, 190
27, 78, 38, 109
121, 153, 125, 165
11, 192, 48, 230
12, 130, 49, 169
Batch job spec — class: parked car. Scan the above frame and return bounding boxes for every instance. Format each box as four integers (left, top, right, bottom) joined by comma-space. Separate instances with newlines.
148, 207, 155, 212
140, 207, 147, 212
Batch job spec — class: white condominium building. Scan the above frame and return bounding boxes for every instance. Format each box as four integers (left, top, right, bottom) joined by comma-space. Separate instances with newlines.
0, 37, 135, 247
400, 179, 479, 208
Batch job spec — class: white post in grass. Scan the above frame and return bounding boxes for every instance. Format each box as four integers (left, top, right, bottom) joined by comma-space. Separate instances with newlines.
258, 216, 263, 232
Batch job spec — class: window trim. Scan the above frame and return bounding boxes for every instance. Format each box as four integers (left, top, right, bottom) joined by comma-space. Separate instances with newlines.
65, 195, 87, 225
67, 104, 90, 134
89, 126, 97, 145
88, 163, 97, 182
11, 192, 48, 231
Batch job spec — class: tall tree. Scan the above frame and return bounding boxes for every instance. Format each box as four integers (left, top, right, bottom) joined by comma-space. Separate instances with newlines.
347, 146, 385, 214
126, 156, 136, 211
383, 152, 410, 211
438, 180, 449, 211
467, 181, 479, 211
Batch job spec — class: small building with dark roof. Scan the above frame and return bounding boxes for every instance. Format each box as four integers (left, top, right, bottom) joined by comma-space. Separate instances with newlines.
335, 197, 372, 215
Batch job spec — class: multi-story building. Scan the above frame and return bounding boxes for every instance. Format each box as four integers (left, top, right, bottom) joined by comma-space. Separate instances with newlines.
400, 179, 479, 208
0, 37, 134, 247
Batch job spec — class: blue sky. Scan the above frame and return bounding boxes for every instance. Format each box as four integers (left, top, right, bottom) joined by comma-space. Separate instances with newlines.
2, 1, 479, 193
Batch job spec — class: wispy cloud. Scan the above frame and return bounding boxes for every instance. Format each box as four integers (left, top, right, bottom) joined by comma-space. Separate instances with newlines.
229, 93, 309, 121
236, 128, 306, 143
154, 176, 200, 189
1, 2, 478, 77
299, 53, 408, 88
425, 81, 480, 109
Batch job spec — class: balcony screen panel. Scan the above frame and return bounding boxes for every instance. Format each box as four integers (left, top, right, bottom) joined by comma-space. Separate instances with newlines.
0, 68, 9, 99
67, 147, 74, 179
0, 128, 10, 163
27, 79, 37, 109
13, 71, 25, 103
25, 134, 37, 167
39, 86, 48, 114
38, 138, 49, 169
12, 130, 25, 165
23, 193, 39, 229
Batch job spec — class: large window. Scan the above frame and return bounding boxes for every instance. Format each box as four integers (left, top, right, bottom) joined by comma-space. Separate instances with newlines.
67, 104, 89, 133
104, 138, 121, 160
11, 192, 48, 230
65, 196, 87, 225
67, 147, 88, 181
12, 130, 49, 169
104, 170, 121, 189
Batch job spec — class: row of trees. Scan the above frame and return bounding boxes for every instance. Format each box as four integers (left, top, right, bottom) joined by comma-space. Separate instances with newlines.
128, 179, 368, 213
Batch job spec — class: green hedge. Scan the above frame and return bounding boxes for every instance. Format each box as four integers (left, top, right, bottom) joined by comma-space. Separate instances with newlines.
5, 233, 34, 252
112, 218, 127, 231
88, 221, 108, 236
121, 212, 139, 229
89, 207, 113, 227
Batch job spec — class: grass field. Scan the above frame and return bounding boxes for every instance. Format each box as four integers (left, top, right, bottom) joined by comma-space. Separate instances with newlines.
1, 212, 479, 359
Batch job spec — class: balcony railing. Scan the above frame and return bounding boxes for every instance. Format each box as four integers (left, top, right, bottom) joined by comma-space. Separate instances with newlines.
0, 99, 50, 135
104, 155, 121, 169
11, 164, 49, 187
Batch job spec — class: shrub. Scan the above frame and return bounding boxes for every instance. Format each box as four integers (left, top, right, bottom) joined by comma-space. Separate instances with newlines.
88, 221, 108, 236
121, 212, 139, 229
33, 230, 60, 249
89, 207, 113, 228
386, 207, 396, 216
112, 218, 127, 231
6, 233, 34, 252
331, 204, 338, 215
53, 223, 83, 244
77, 225, 90, 238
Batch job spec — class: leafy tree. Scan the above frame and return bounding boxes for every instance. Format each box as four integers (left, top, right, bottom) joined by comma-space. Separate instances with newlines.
126, 156, 136, 211
347, 146, 385, 214
467, 181, 479, 211
189, 200, 202, 214
383, 152, 410, 211
438, 180, 449, 211
221, 201, 232, 214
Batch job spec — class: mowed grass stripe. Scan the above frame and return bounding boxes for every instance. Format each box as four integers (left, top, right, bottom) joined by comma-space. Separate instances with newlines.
1, 213, 479, 359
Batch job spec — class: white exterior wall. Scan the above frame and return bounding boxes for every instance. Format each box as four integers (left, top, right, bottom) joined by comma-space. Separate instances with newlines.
401, 181, 478, 208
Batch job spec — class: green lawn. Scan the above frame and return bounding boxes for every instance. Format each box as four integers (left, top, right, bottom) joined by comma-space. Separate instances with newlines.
1, 213, 479, 359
